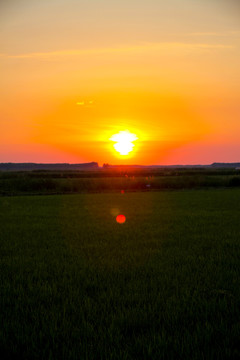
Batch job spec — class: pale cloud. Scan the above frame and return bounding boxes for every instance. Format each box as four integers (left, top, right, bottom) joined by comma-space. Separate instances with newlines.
76, 100, 94, 108
2, 42, 234, 60
189, 30, 240, 37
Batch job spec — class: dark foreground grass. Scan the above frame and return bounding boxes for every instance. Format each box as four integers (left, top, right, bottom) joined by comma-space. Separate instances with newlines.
0, 189, 240, 359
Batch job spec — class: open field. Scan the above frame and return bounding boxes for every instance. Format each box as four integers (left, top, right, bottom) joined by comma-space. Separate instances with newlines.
0, 169, 240, 195
1, 189, 240, 359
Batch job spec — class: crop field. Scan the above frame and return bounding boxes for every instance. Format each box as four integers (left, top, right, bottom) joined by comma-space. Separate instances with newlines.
1, 169, 240, 195
1, 189, 240, 359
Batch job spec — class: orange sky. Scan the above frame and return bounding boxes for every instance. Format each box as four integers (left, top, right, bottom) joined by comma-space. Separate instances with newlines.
0, 0, 240, 165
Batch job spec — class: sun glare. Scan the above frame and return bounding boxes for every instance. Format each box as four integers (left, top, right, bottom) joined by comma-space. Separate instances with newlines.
110, 131, 138, 156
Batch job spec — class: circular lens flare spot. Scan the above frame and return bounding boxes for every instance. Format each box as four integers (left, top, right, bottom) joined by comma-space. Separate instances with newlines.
116, 214, 126, 224
110, 131, 138, 156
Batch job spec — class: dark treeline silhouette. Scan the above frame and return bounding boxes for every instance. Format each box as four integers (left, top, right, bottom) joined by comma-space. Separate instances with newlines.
1, 162, 240, 172
0, 162, 99, 171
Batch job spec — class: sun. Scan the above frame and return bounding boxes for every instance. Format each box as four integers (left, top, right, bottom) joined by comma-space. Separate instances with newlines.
110, 130, 138, 156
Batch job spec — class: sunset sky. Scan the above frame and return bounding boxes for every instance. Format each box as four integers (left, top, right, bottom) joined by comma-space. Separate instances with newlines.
1, 0, 240, 165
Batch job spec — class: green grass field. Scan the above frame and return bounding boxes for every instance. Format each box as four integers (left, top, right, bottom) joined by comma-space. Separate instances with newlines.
1, 189, 240, 359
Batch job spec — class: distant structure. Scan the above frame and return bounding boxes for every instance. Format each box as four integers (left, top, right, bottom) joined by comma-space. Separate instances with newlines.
102, 163, 110, 169
0, 162, 99, 171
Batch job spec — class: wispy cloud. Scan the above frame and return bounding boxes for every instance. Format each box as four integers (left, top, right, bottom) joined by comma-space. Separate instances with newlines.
76, 100, 94, 107
189, 30, 240, 37
1, 42, 234, 60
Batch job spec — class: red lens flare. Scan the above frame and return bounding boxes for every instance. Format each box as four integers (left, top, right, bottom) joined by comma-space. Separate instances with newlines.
116, 214, 126, 224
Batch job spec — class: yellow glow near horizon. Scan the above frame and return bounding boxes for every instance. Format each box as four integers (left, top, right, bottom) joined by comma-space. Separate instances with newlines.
110, 131, 138, 156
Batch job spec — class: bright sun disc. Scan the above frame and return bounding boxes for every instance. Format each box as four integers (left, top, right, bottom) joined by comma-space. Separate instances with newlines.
110, 130, 138, 155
